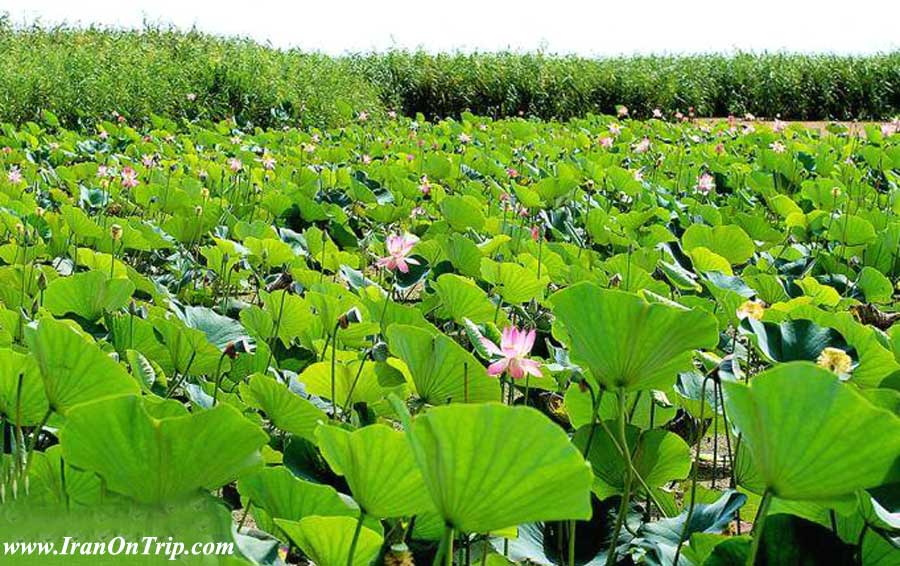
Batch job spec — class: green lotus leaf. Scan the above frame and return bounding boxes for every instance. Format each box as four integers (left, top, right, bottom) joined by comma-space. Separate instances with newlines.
441, 195, 486, 232
298, 360, 403, 408
682, 224, 755, 265
386, 324, 500, 404
433, 273, 499, 325
238, 466, 361, 534
151, 314, 224, 376
61, 395, 267, 504
828, 214, 876, 246
564, 385, 676, 429
405, 403, 593, 533
178, 305, 254, 351
275, 516, 383, 566
689, 247, 733, 275
28, 318, 139, 415
0, 349, 48, 424
25, 445, 102, 507
723, 362, 900, 500
481, 258, 549, 304
239, 373, 326, 441
550, 284, 718, 391
739, 317, 849, 364
440, 234, 483, 277
855, 267, 893, 304
43, 270, 135, 321
317, 423, 433, 518
573, 423, 692, 491
757, 514, 855, 565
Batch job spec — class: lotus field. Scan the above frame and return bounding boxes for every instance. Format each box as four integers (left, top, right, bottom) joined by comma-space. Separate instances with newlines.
0, 111, 899, 566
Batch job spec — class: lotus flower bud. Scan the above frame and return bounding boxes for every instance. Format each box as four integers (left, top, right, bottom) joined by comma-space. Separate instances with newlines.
110, 224, 123, 241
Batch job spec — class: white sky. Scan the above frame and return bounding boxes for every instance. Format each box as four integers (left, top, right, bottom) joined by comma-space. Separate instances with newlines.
3, 0, 898, 55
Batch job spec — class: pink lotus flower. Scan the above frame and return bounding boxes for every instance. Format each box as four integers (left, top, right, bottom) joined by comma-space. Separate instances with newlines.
652, 108, 663, 119
769, 141, 786, 154
258, 154, 277, 170
141, 154, 155, 168
634, 137, 651, 153
458, 133, 471, 144
530, 225, 540, 241
358, 111, 369, 122
376, 233, 420, 273
599, 136, 614, 149
362, 154, 372, 165
228, 158, 243, 173
7, 166, 23, 184
419, 175, 431, 195
695, 173, 715, 194
480, 326, 542, 380
617, 106, 629, 118
120, 167, 139, 188
99, 130, 109, 140
608, 123, 621, 136
96, 165, 110, 178
506, 167, 519, 178
773, 119, 786, 133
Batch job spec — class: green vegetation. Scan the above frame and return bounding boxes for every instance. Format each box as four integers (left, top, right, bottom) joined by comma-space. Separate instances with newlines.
0, 110, 897, 564
0, 21, 381, 129
353, 50, 900, 121
1, 20, 899, 129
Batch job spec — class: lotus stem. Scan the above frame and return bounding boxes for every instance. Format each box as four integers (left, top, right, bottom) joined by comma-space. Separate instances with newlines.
568, 387, 602, 565
330, 322, 340, 420
342, 354, 369, 415
746, 489, 772, 566
596, 415, 668, 517
673, 374, 711, 565
437, 526, 455, 566
22, 408, 52, 483
568, 521, 576, 566
346, 510, 366, 566
211, 351, 228, 406
237, 500, 253, 531
605, 390, 633, 566
264, 288, 288, 371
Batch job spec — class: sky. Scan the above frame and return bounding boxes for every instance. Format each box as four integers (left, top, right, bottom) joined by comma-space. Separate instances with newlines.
3, 0, 899, 56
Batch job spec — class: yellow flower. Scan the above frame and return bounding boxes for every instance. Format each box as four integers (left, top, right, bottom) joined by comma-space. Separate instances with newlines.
736, 300, 765, 320
817, 347, 852, 375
